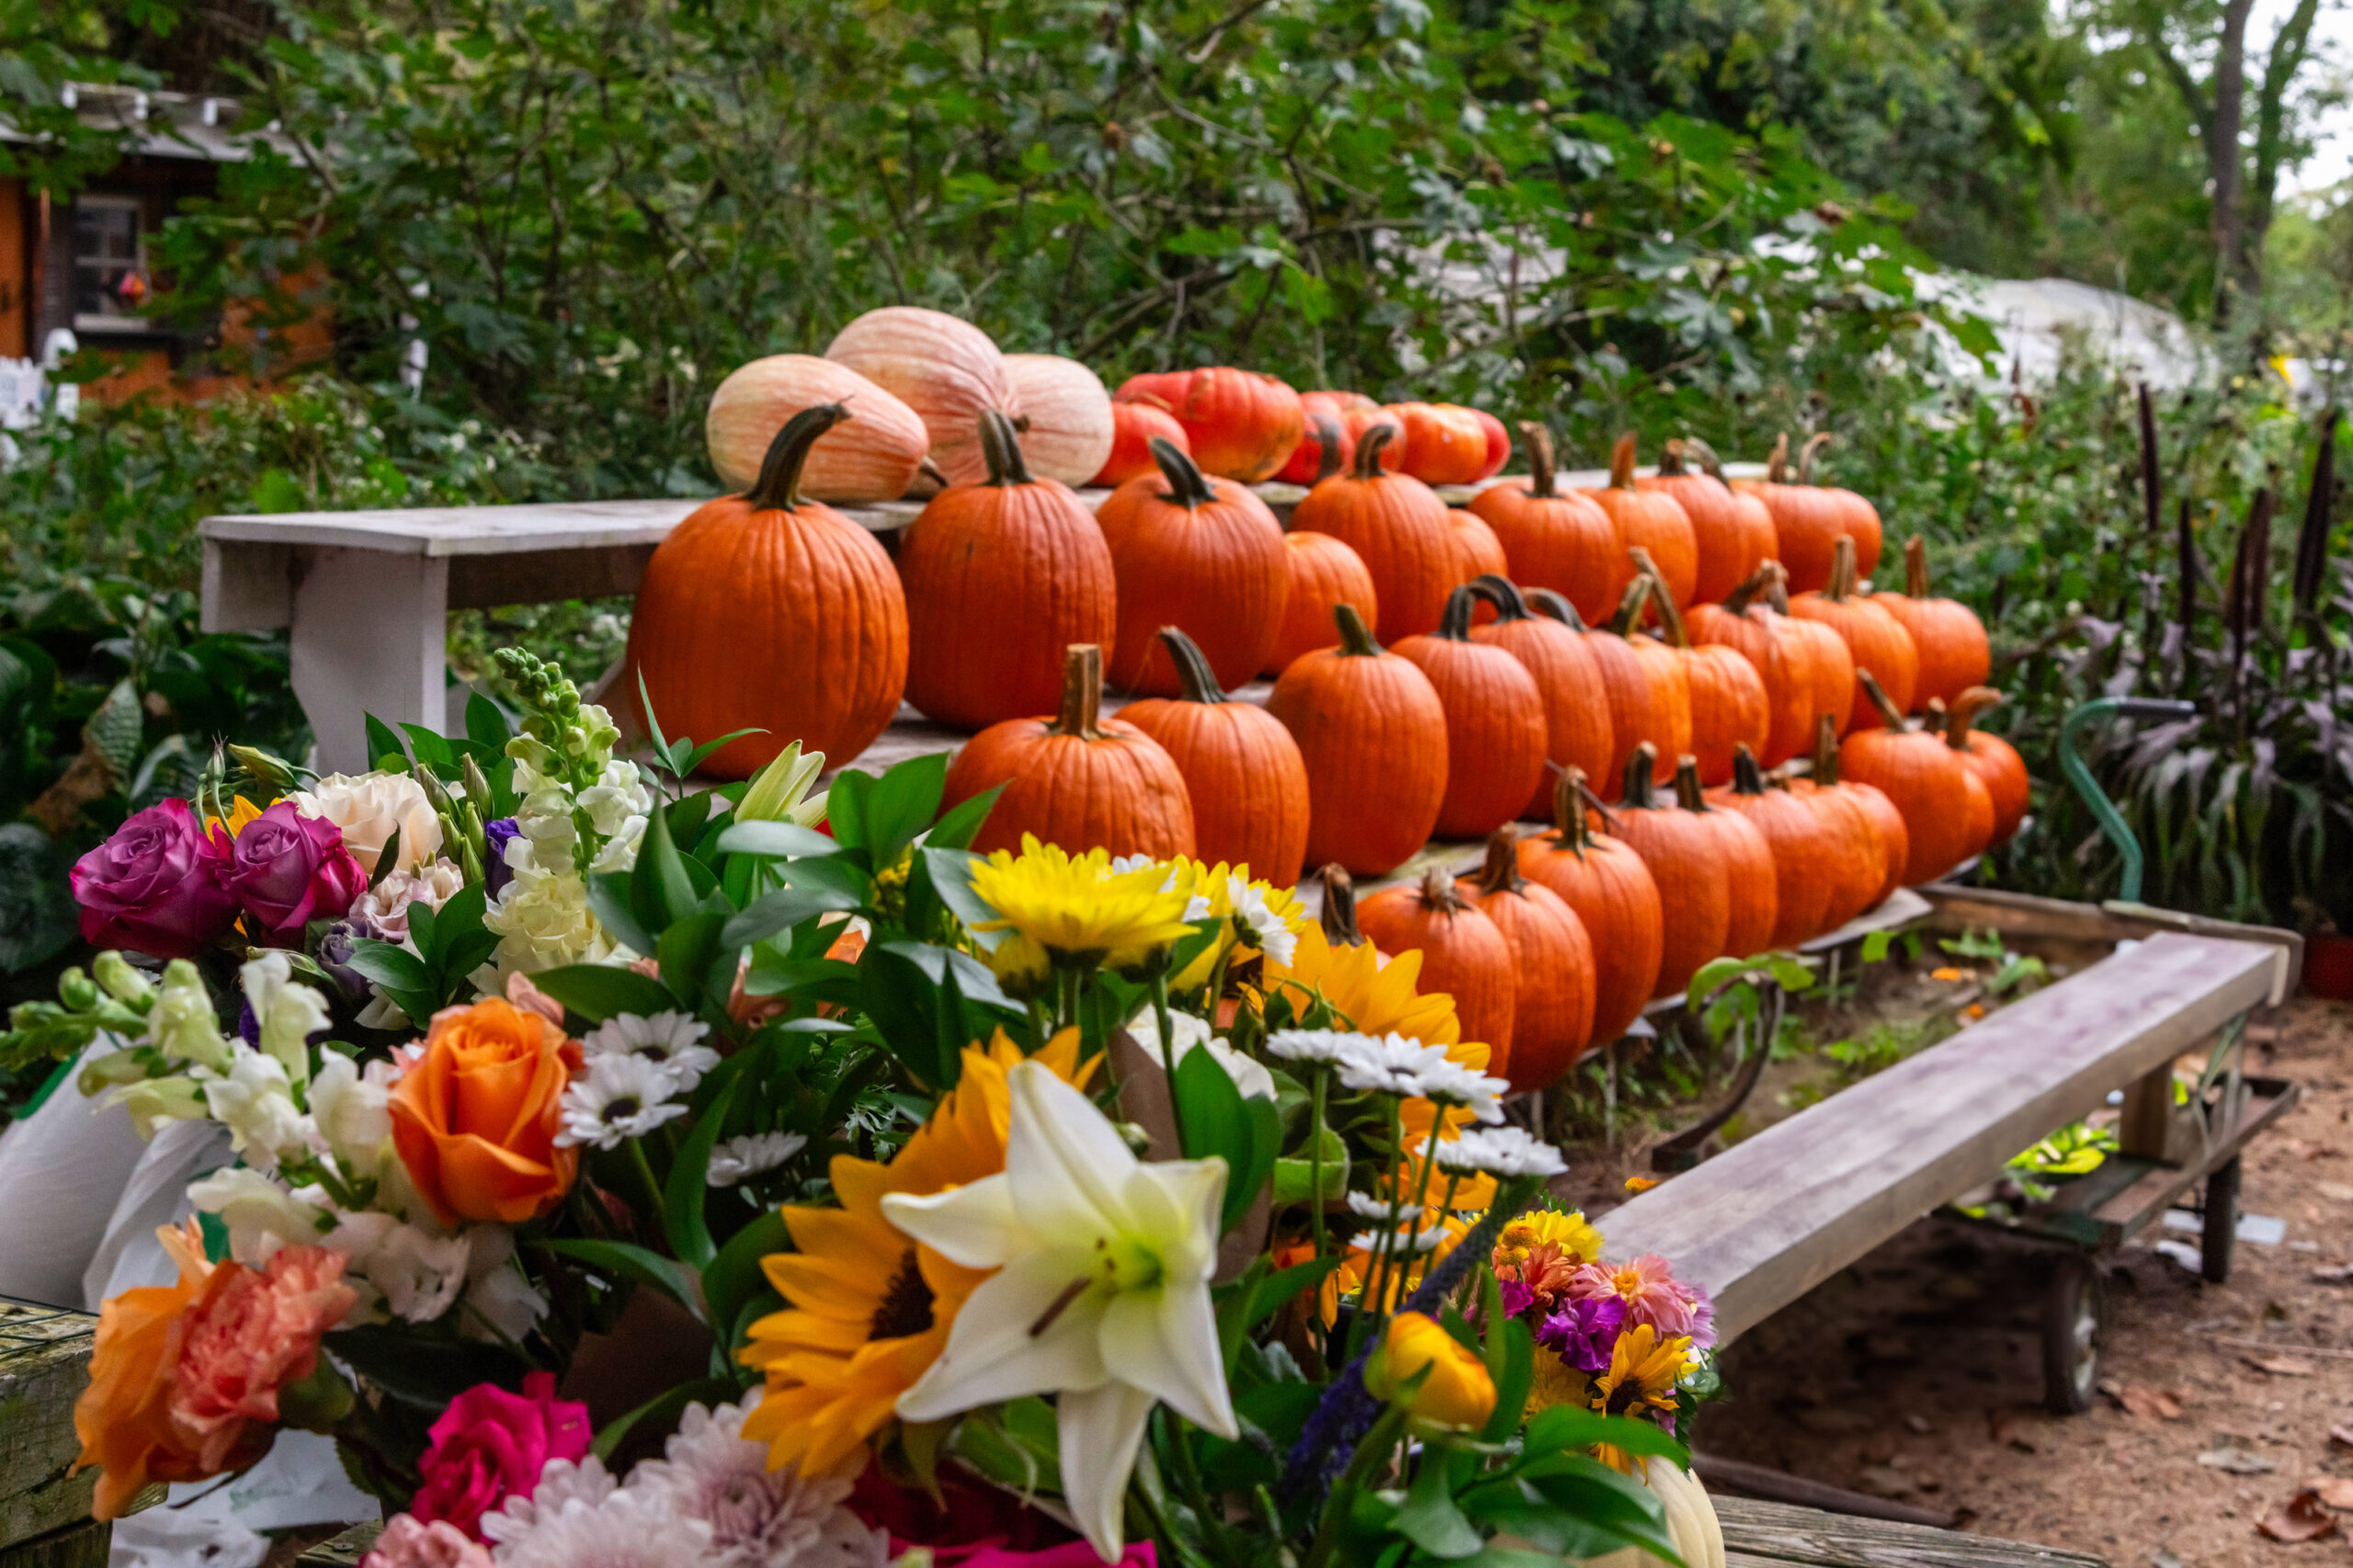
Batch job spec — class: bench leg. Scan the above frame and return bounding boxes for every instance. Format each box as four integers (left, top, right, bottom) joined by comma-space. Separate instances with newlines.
290, 548, 449, 776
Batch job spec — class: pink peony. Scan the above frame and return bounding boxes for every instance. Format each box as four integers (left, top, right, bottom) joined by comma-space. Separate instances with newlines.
361, 1514, 494, 1568
223, 801, 367, 948
169, 1244, 356, 1471
410, 1372, 593, 1540
71, 799, 239, 959
1563, 1254, 1716, 1350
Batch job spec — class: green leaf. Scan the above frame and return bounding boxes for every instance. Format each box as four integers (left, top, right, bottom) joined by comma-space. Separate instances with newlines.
364, 714, 409, 773
1860, 929, 1895, 962
1171, 1046, 1280, 1233
702, 1209, 789, 1340
637, 672, 674, 764
721, 881, 862, 951
633, 799, 708, 928
857, 941, 1020, 1088
662, 1074, 738, 1271
587, 870, 659, 958
683, 728, 766, 774
824, 767, 877, 853
84, 679, 143, 783
322, 1325, 529, 1412
0, 825, 78, 975
592, 1377, 738, 1462
465, 688, 512, 751
924, 783, 1004, 852
540, 1238, 705, 1321
858, 753, 949, 866
342, 939, 431, 994
655, 911, 730, 1011
917, 846, 997, 939
717, 821, 840, 859
1392, 1449, 1484, 1559
530, 963, 679, 1021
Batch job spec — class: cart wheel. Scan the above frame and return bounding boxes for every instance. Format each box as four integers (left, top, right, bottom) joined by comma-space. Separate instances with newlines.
2201, 1156, 2241, 1284
2040, 1253, 2103, 1416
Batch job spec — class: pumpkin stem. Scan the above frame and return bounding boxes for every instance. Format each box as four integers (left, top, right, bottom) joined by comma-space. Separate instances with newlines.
1332, 602, 1383, 657
1312, 416, 1347, 485
1608, 432, 1638, 489
1686, 436, 1727, 479
1672, 755, 1710, 812
1476, 829, 1526, 895
1149, 436, 1218, 507
1855, 665, 1909, 730
1436, 584, 1478, 642
1924, 697, 1949, 737
1824, 535, 1859, 601
1526, 585, 1589, 631
1904, 534, 1930, 597
1606, 573, 1654, 637
1811, 713, 1842, 785
1157, 627, 1226, 705
1658, 437, 1688, 477
1767, 432, 1790, 484
1621, 742, 1661, 808
747, 403, 852, 511
1722, 562, 1775, 617
1350, 421, 1396, 480
1049, 643, 1108, 739
1764, 561, 1793, 615
1947, 686, 2003, 750
1731, 743, 1768, 796
1551, 765, 1590, 849
1630, 545, 1689, 647
977, 408, 1035, 487
1416, 863, 1470, 914
1469, 573, 1535, 623
1798, 430, 1833, 484
1519, 422, 1559, 498
1317, 864, 1364, 947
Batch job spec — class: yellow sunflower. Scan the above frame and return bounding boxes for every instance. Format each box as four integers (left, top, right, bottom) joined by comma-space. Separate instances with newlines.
969, 836, 1196, 968
739, 1027, 1097, 1475
1591, 1324, 1692, 1421
1263, 925, 1461, 1046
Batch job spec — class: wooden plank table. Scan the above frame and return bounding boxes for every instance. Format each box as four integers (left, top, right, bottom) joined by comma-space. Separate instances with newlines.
0, 1301, 111, 1568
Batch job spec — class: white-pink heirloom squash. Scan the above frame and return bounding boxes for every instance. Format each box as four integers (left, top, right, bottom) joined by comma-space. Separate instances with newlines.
1003, 353, 1115, 487
704, 355, 927, 502
823, 307, 1018, 485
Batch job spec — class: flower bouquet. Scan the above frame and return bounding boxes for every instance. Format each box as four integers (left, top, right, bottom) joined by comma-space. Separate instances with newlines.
5, 651, 1722, 1568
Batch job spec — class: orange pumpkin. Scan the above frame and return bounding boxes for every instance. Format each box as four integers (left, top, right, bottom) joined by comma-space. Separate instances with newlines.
1554, 577, 1690, 795
1765, 563, 1861, 741
1672, 756, 1778, 960
1470, 408, 1512, 481
1752, 433, 1848, 595
1358, 865, 1518, 1074
1383, 402, 1490, 485
1290, 423, 1457, 639
1788, 715, 1900, 926
1686, 565, 1811, 768
1469, 423, 1628, 625
1875, 536, 1991, 709
1279, 394, 1358, 484
1392, 586, 1549, 840
1114, 368, 1304, 483
1945, 686, 2029, 847
900, 409, 1119, 730
1448, 509, 1509, 623
1608, 743, 1730, 997
1516, 767, 1665, 1047
1790, 536, 1918, 732
942, 643, 1196, 858
1264, 486, 1381, 676
1643, 438, 1767, 606
1458, 831, 1596, 1091
1120, 628, 1312, 887
1688, 437, 1779, 587
1800, 431, 1883, 582
1837, 671, 1974, 885
1096, 436, 1288, 694
1952, 723, 1998, 861
1464, 574, 1615, 818
1090, 398, 1190, 488
1634, 547, 1769, 787
1267, 604, 1448, 875
627, 403, 908, 777
1584, 434, 1698, 608
1711, 744, 1838, 948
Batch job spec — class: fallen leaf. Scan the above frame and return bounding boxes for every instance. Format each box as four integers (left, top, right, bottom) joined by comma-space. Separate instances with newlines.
2152, 1549, 2182, 1568
2313, 1478, 2353, 1510
2258, 1491, 2339, 1543
2118, 1385, 2184, 1420
1857, 1464, 1916, 1499
2199, 1447, 2279, 1475
1931, 967, 1966, 982
1623, 1175, 1658, 1193
2313, 1263, 2353, 1284
2245, 1354, 2319, 1377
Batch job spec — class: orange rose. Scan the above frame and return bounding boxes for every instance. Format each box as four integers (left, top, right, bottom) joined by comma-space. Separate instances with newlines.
74, 1221, 223, 1518
389, 996, 580, 1225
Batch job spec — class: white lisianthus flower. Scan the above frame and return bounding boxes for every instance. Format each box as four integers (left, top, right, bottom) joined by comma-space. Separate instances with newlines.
308, 1051, 397, 1180
353, 857, 469, 940
1127, 1006, 1276, 1102
290, 771, 441, 875
237, 950, 332, 1088
883, 1062, 1237, 1563
188, 1166, 328, 1266
706, 1132, 806, 1188
461, 1224, 549, 1343
202, 1048, 314, 1170
585, 1011, 719, 1095
327, 1210, 472, 1324
558, 1054, 690, 1150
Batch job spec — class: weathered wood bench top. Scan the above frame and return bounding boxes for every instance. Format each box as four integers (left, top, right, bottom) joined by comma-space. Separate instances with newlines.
0, 1300, 102, 1556
1599, 930, 2288, 1344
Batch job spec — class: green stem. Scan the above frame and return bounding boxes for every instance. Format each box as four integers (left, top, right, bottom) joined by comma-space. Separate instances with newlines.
1303, 1404, 1410, 1568
1025, 994, 1049, 1052
1348, 1098, 1406, 1365
1307, 1068, 1330, 1261
1153, 971, 1188, 1154
627, 1138, 666, 1223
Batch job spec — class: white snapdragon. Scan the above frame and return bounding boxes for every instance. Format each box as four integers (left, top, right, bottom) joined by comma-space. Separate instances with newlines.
188, 1166, 329, 1266
202, 1048, 314, 1171
578, 758, 654, 837
308, 1051, 398, 1181
238, 951, 332, 1088
147, 959, 234, 1074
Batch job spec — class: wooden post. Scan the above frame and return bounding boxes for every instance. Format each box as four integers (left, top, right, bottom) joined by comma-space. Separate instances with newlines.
290, 548, 449, 775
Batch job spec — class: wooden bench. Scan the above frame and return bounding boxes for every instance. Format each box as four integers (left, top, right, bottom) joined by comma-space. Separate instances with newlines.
1599, 929, 2292, 1347
198, 463, 1765, 775
0, 1301, 113, 1568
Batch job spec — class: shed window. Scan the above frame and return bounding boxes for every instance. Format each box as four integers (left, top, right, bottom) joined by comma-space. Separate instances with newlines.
72, 197, 149, 332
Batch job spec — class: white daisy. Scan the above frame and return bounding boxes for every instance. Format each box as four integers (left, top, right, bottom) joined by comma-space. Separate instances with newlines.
1435, 1125, 1570, 1179
1333, 1032, 1455, 1096
1264, 1028, 1367, 1065
625, 1392, 888, 1568
1415, 1061, 1511, 1124
1223, 873, 1299, 965
1128, 1007, 1277, 1101
557, 1053, 690, 1150
493, 1490, 709, 1568
1345, 1190, 1407, 1221
585, 1011, 719, 1095
706, 1131, 808, 1188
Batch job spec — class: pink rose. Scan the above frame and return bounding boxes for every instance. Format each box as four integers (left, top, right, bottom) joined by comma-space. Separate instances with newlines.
223, 801, 367, 949
70, 799, 239, 959
410, 1372, 592, 1540
360, 1515, 493, 1568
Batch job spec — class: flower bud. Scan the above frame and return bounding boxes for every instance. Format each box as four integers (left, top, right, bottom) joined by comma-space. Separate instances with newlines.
227, 744, 301, 794
94, 949, 155, 1006
1364, 1312, 1497, 1431
58, 967, 98, 1011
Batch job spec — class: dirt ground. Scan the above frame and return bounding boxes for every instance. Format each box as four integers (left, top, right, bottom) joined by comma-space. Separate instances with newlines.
1615, 995, 2353, 1568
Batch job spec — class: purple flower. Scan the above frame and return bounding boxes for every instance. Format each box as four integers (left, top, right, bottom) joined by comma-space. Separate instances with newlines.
1498, 1277, 1538, 1324
315, 920, 371, 1001
483, 818, 520, 900
1536, 1294, 1627, 1376
70, 799, 239, 959
222, 801, 367, 949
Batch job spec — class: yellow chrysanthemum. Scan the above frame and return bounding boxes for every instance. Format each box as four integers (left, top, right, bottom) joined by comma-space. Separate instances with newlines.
740, 1028, 1098, 1475
969, 836, 1197, 967
1496, 1209, 1604, 1272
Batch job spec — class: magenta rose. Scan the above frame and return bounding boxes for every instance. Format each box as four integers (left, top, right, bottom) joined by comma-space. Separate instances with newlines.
70, 799, 239, 959
409, 1372, 591, 1540
222, 801, 367, 949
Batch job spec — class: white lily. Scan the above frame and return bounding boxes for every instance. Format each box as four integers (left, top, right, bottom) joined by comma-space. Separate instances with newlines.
883, 1062, 1237, 1564
735, 740, 829, 826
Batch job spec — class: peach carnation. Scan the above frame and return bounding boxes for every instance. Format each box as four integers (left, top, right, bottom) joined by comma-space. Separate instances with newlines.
170, 1243, 357, 1469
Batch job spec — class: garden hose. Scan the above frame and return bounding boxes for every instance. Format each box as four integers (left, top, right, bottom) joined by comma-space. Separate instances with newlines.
2056, 696, 2198, 904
